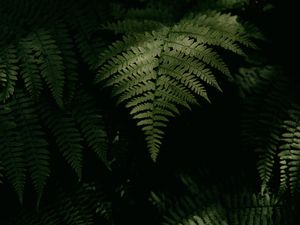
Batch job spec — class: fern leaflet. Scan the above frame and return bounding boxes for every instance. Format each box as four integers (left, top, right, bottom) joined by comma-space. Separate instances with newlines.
278, 104, 300, 195
71, 91, 109, 168
19, 29, 65, 106
9, 91, 50, 206
39, 101, 83, 180
0, 45, 18, 102
0, 105, 25, 203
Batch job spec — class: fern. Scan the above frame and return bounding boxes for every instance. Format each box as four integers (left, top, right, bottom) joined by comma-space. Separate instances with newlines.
278, 104, 300, 195
70, 6, 105, 70
18, 29, 65, 106
18, 37, 43, 100
39, 100, 84, 180
71, 91, 109, 168
97, 11, 255, 161
103, 5, 174, 34
0, 104, 25, 203
0, 45, 18, 102
0, 91, 50, 204
10, 91, 50, 205
151, 171, 296, 225
38, 90, 109, 178
235, 65, 291, 193
7, 183, 112, 225
50, 21, 79, 103
1, 1, 295, 224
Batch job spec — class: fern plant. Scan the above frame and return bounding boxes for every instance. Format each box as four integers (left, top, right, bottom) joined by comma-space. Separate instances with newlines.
150, 170, 297, 225
233, 62, 300, 199
0, 90, 50, 204
1, 0, 296, 224
97, 10, 258, 161
6, 182, 113, 225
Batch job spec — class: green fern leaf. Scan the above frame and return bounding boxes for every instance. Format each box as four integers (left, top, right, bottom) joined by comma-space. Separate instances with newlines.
125, 6, 174, 22
278, 104, 300, 195
71, 11, 104, 69
152, 172, 287, 225
9, 91, 50, 206
9, 182, 108, 225
97, 12, 254, 161
71, 92, 109, 168
105, 6, 173, 35
103, 19, 166, 34
0, 45, 18, 102
18, 37, 43, 100
237, 66, 290, 193
39, 101, 83, 179
19, 29, 65, 106
0, 105, 26, 203
50, 22, 79, 103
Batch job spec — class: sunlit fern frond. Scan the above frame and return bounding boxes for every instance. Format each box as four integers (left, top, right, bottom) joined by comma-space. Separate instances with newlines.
97, 11, 256, 161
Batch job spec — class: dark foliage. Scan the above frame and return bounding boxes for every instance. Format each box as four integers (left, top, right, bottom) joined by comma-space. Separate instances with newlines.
0, 0, 298, 224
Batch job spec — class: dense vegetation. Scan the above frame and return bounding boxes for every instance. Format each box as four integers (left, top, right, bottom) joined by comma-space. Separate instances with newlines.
0, 0, 299, 224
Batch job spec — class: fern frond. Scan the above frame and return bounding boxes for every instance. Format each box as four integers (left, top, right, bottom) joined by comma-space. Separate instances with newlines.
278, 104, 300, 195
71, 11, 104, 69
152, 171, 293, 225
0, 45, 18, 102
71, 92, 109, 168
9, 91, 50, 205
39, 101, 83, 179
0, 104, 26, 203
97, 12, 255, 161
103, 19, 166, 34
106, 5, 173, 35
9, 183, 111, 225
237, 66, 290, 193
164, 35, 230, 77
50, 22, 79, 103
18, 38, 43, 100
126, 6, 173, 22
225, 191, 278, 225
18, 29, 65, 106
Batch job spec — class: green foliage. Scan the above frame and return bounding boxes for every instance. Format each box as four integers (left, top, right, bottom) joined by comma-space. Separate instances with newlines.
97, 10, 256, 161
151, 171, 297, 225
0, 0, 298, 224
8, 183, 113, 225
235, 64, 300, 197
278, 104, 300, 195
39, 100, 84, 180
236, 66, 290, 193
0, 45, 18, 101
0, 91, 49, 204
